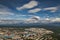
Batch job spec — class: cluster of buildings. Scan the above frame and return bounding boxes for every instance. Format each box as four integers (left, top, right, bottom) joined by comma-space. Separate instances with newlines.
0, 28, 54, 40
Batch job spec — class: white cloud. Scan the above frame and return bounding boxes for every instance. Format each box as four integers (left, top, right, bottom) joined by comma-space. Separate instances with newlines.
0, 5, 16, 22
24, 17, 60, 24
44, 7, 58, 12
0, 4, 34, 21
44, 18, 50, 20
0, 4, 36, 24
24, 16, 40, 23
0, 12, 14, 15
16, 0, 38, 10
15, 14, 33, 17
42, 18, 60, 23
0, 5, 14, 16
28, 8, 42, 13
51, 18, 60, 22
0, 5, 60, 24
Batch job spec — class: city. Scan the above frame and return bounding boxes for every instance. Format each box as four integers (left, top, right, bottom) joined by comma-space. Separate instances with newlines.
0, 27, 57, 40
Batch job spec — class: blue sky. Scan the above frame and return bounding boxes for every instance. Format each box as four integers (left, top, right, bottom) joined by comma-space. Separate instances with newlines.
0, 0, 60, 24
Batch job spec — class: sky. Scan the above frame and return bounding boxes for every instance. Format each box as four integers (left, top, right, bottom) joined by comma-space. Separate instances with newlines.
0, 0, 60, 25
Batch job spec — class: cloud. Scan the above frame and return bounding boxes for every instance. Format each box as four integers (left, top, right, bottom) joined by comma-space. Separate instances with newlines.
0, 5, 16, 20
24, 17, 60, 24
15, 14, 33, 17
28, 16, 40, 20
0, 5, 16, 24
42, 18, 60, 23
28, 8, 42, 13
0, 5, 14, 16
28, 6, 58, 13
16, 0, 38, 10
0, 5, 60, 24
24, 16, 40, 23
51, 18, 60, 22
44, 18, 50, 20
0, 12, 14, 16
0, 5, 38, 21
44, 7, 58, 12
